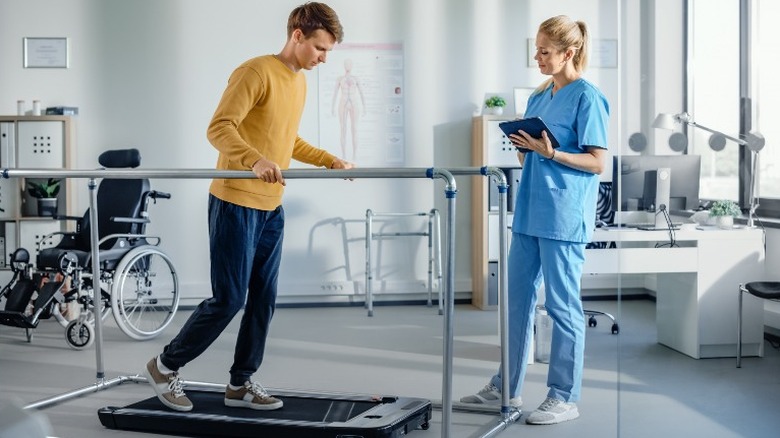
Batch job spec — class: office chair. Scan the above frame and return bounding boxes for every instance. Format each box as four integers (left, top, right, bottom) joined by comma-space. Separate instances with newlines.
737, 281, 780, 367
585, 181, 619, 334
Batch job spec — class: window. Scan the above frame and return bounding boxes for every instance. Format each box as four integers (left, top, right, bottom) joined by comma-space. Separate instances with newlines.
688, 0, 740, 201
755, 0, 780, 204
689, 0, 778, 218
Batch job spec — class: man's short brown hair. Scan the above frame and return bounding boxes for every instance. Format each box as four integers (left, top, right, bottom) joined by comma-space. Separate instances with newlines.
288, 2, 344, 43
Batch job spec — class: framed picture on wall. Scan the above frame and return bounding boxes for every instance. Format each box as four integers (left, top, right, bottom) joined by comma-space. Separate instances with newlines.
23, 37, 69, 68
514, 87, 535, 116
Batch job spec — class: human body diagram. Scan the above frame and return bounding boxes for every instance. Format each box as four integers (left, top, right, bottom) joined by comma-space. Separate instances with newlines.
331, 59, 366, 161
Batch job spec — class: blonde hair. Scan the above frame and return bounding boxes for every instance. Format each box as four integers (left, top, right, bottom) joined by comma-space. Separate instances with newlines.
534, 15, 589, 93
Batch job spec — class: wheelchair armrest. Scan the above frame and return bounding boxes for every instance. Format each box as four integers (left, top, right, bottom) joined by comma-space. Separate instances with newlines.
98, 233, 161, 247
52, 214, 83, 222
150, 190, 171, 200
110, 216, 150, 224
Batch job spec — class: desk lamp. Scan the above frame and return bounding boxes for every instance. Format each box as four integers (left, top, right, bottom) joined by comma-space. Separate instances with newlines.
653, 112, 765, 227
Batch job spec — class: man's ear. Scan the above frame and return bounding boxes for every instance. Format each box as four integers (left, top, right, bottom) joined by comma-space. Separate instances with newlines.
292, 28, 304, 43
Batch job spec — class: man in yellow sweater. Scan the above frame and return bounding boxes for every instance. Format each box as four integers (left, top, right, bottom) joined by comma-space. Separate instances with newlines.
143, 2, 352, 412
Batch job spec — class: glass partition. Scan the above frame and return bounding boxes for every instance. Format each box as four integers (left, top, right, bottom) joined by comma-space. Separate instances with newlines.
616, 2, 774, 437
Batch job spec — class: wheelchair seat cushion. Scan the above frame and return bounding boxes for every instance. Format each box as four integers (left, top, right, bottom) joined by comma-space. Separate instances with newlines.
37, 246, 130, 272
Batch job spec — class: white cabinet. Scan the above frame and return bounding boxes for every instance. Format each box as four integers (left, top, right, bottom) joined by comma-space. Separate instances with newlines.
0, 116, 76, 267
471, 115, 521, 309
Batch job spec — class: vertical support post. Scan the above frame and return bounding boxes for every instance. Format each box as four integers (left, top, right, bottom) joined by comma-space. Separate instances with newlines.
432, 208, 443, 315
87, 178, 105, 381
427, 212, 434, 307
737, 284, 744, 368
496, 180, 511, 416
747, 151, 758, 228
365, 209, 374, 317
439, 184, 457, 438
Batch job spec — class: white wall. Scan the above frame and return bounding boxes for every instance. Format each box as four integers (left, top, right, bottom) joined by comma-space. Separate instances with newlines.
0, 0, 618, 304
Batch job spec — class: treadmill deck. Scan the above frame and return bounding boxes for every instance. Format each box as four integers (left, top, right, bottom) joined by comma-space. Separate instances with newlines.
99, 387, 432, 437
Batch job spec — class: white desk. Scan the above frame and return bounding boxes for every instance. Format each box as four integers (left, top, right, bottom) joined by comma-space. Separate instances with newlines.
585, 226, 765, 359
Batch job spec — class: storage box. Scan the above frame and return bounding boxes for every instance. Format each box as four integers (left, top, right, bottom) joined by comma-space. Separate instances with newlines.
45, 106, 79, 115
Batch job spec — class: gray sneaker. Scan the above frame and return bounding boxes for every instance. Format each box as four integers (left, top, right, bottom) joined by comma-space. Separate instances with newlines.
525, 397, 579, 425
142, 357, 192, 412
459, 383, 522, 408
224, 381, 283, 410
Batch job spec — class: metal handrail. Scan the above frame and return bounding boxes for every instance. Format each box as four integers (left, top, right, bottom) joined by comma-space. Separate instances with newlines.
7, 165, 513, 438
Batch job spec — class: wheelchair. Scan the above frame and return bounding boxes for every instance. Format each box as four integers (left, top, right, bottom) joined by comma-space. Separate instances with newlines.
0, 149, 180, 350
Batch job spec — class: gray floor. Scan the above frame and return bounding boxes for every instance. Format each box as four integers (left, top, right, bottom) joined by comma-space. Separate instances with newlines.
1, 299, 779, 438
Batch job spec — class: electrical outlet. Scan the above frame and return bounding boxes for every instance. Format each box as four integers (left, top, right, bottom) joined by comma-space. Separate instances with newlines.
320, 281, 349, 292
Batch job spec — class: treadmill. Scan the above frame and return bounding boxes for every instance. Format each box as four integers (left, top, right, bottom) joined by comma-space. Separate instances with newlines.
98, 383, 432, 438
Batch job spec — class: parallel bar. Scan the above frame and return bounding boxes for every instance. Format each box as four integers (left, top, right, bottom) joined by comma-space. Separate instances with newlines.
14, 166, 466, 438
431, 166, 515, 436
14, 166, 517, 437
369, 212, 429, 217
3, 167, 438, 180
482, 167, 521, 438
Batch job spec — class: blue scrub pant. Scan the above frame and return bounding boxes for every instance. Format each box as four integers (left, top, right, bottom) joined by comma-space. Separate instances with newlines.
490, 232, 586, 402
160, 195, 285, 387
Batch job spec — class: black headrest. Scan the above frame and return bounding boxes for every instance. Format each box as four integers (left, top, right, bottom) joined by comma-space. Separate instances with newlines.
11, 248, 30, 264
98, 149, 141, 169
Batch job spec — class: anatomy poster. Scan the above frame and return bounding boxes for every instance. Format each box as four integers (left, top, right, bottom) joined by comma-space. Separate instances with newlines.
318, 43, 405, 166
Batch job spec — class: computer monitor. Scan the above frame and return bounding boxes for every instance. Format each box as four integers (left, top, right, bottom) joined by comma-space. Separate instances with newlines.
611, 154, 701, 213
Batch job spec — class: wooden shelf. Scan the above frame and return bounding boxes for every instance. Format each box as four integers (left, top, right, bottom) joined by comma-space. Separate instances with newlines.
0, 116, 76, 269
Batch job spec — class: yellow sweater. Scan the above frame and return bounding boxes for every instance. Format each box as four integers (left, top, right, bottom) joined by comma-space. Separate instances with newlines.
207, 55, 337, 211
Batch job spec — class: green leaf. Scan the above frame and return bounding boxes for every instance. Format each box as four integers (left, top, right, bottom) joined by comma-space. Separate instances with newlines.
709, 199, 740, 217
26, 178, 61, 198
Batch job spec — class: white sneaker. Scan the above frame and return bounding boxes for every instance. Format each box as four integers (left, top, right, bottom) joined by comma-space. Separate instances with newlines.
459, 383, 522, 408
525, 397, 579, 425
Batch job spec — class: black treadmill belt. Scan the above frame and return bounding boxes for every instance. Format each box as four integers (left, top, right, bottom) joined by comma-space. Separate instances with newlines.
126, 390, 376, 422
99, 388, 432, 438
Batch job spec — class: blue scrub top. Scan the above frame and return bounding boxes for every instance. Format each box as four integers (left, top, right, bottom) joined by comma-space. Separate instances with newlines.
512, 78, 609, 243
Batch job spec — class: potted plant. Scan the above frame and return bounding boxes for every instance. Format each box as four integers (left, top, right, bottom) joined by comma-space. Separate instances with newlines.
709, 199, 741, 229
26, 178, 61, 217
484, 96, 507, 116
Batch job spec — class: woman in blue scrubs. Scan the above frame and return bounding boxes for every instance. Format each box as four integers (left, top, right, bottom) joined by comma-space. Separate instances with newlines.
461, 15, 609, 425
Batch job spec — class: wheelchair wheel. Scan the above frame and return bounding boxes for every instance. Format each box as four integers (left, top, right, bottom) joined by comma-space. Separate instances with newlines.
65, 315, 95, 350
111, 246, 179, 341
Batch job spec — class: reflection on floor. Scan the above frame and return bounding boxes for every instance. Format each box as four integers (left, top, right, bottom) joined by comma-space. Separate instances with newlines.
0, 299, 778, 438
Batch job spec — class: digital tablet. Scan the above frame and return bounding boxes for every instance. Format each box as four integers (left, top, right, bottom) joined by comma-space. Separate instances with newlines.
498, 117, 560, 150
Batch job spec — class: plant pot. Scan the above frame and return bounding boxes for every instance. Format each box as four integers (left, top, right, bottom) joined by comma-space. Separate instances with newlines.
715, 215, 734, 229
37, 198, 58, 217
485, 106, 504, 116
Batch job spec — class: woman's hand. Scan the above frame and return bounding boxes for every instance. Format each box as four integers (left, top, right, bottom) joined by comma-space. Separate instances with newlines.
508, 130, 554, 159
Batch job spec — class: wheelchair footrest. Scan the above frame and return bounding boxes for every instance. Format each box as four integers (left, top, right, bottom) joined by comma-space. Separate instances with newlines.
2, 279, 37, 313
32, 281, 65, 315
0, 311, 38, 329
